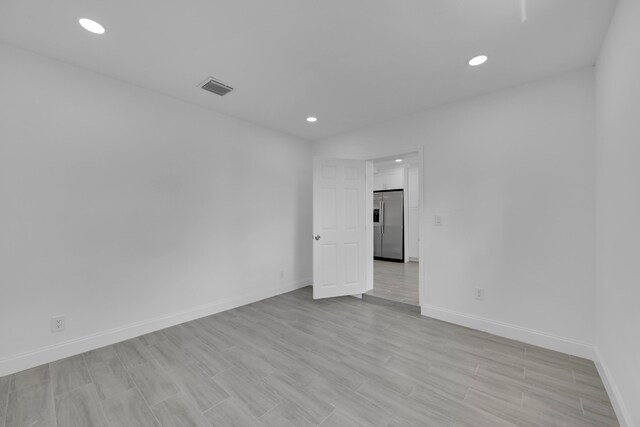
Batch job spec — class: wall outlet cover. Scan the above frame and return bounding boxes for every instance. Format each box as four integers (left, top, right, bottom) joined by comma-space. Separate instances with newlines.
51, 315, 66, 333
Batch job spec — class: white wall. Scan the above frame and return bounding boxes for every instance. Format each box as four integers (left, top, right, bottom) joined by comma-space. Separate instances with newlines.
595, 0, 640, 424
314, 68, 597, 356
0, 43, 312, 376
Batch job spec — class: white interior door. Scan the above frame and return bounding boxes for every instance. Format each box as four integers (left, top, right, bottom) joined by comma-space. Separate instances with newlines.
313, 158, 367, 299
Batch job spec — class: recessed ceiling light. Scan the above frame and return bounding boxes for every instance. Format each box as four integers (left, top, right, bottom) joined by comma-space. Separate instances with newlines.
79, 18, 105, 35
395, 159, 403, 163
306, 116, 318, 123
468, 55, 488, 67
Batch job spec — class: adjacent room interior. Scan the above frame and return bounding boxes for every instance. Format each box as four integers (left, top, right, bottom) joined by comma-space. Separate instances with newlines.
366, 153, 421, 309
1, 0, 639, 426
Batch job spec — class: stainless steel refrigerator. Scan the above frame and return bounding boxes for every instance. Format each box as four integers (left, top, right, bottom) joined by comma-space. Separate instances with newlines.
373, 190, 404, 262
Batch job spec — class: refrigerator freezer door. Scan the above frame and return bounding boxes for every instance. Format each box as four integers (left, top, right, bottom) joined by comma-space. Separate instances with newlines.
373, 193, 382, 257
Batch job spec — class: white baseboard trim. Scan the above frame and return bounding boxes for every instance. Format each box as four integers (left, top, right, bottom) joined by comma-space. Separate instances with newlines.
0, 278, 311, 377
593, 347, 632, 427
421, 304, 594, 359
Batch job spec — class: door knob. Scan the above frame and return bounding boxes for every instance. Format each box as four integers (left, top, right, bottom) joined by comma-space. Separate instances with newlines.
314, 234, 321, 240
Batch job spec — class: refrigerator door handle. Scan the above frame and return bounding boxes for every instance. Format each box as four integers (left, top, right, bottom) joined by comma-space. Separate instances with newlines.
381, 200, 385, 234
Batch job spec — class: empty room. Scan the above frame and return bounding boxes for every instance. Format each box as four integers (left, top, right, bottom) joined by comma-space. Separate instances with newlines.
1, 0, 638, 426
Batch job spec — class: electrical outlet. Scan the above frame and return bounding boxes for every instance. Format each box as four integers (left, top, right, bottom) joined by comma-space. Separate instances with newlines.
475, 288, 485, 301
434, 215, 443, 226
51, 315, 66, 333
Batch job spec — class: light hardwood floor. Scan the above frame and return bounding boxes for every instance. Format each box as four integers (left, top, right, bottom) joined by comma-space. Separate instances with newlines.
0, 287, 618, 426
368, 260, 420, 306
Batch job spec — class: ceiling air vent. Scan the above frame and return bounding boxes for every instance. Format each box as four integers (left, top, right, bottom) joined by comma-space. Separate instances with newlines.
200, 77, 233, 96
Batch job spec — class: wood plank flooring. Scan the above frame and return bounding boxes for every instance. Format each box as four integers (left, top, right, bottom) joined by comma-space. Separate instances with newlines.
368, 260, 420, 306
0, 287, 618, 426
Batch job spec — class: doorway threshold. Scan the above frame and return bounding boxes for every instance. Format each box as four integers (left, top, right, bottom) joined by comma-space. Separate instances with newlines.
362, 293, 420, 314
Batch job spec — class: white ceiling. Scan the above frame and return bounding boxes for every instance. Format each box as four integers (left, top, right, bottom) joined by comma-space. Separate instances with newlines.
374, 153, 420, 172
0, 0, 617, 141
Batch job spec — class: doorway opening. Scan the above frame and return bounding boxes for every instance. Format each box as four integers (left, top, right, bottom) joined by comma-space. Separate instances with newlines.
365, 151, 422, 310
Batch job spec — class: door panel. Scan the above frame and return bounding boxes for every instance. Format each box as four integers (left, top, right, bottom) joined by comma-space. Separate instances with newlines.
344, 243, 359, 284
344, 188, 359, 229
319, 187, 337, 230
320, 244, 338, 288
313, 158, 366, 299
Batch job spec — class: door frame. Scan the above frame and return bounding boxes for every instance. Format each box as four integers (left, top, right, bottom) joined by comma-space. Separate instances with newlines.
363, 146, 425, 307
